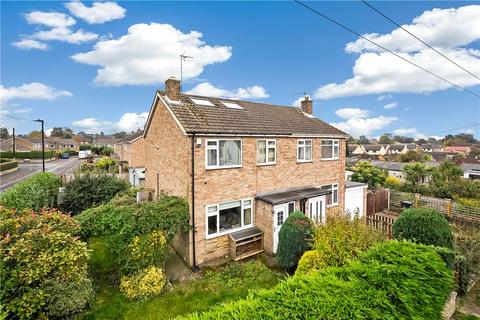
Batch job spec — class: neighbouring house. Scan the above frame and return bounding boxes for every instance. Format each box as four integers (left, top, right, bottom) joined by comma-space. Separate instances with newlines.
421, 144, 442, 153
363, 145, 388, 156
0, 137, 34, 152
443, 145, 472, 155
461, 162, 480, 179
45, 138, 80, 151
73, 134, 91, 145
143, 77, 352, 267
115, 130, 145, 187
93, 137, 120, 148
370, 160, 440, 182
348, 144, 364, 155
386, 143, 418, 155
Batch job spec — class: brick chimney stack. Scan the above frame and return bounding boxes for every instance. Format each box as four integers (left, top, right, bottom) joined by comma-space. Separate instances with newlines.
165, 76, 181, 101
301, 96, 313, 114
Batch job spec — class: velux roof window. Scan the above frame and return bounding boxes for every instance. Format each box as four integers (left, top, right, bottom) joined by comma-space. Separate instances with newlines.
221, 101, 244, 109
190, 98, 215, 107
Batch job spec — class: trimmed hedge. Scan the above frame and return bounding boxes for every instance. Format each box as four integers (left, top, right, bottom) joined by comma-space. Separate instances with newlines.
0, 150, 56, 159
183, 241, 453, 320
0, 159, 18, 172
0, 172, 61, 211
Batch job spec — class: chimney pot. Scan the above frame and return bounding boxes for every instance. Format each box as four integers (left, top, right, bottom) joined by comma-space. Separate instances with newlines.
300, 96, 313, 114
165, 76, 181, 101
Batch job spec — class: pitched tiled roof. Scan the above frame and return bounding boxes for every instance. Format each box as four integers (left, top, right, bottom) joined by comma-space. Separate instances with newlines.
388, 144, 406, 151
364, 145, 382, 151
122, 130, 144, 143
153, 92, 347, 137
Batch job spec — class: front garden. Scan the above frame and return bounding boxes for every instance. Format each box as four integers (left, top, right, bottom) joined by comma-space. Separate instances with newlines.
1, 172, 479, 319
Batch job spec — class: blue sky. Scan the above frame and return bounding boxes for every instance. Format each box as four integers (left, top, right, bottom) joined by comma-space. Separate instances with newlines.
1, 1, 479, 138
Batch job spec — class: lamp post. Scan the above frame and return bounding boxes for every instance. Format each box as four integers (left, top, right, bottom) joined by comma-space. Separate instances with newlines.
33, 119, 45, 172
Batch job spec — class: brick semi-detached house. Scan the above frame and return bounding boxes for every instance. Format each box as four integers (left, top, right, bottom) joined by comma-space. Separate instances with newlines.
143, 77, 355, 268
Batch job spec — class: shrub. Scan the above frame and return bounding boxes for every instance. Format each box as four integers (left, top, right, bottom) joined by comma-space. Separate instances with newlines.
454, 227, 480, 294
351, 161, 388, 189
0, 150, 56, 159
384, 175, 401, 189
0, 159, 18, 172
276, 212, 314, 271
62, 174, 129, 214
119, 266, 167, 300
108, 188, 140, 206
0, 208, 92, 319
393, 208, 454, 249
182, 241, 453, 320
296, 216, 384, 275
121, 230, 168, 274
0, 172, 60, 211
295, 250, 321, 276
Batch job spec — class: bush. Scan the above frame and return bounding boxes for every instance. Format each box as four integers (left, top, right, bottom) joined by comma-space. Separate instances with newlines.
296, 216, 384, 276
0, 150, 56, 159
120, 266, 167, 300
182, 241, 453, 320
454, 227, 480, 294
295, 250, 321, 276
351, 161, 388, 189
384, 175, 401, 189
0, 159, 18, 172
62, 174, 129, 214
121, 230, 168, 274
393, 208, 454, 249
276, 212, 314, 271
0, 172, 60, 211
0, 208, 92, 319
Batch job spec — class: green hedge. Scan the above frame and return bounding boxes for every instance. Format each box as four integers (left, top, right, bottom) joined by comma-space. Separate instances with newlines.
182, 241, 453, 320
0, 150, 56, 159
0, 159, 18, 172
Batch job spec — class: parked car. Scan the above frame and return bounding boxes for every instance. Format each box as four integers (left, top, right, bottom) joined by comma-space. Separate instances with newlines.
60, 153, 70, 159
78, 150, 89, 159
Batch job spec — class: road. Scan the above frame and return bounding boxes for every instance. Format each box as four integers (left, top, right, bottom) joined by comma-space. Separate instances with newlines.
0, 158, 81, 192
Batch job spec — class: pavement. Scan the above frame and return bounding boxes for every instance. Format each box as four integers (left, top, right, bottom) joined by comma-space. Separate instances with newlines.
0, 157, 81, 192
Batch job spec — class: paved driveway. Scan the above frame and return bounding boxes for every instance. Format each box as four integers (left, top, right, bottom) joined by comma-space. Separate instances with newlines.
0, 158, 81, 192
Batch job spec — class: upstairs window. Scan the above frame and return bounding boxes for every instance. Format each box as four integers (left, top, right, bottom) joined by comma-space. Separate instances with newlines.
297, 139, 312, 162
321, 139, 339, 160
257, 140, 276, 165
206, 139, 242, 169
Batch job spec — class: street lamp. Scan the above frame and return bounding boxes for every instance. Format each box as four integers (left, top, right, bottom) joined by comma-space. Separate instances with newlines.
33, 119, 45, 172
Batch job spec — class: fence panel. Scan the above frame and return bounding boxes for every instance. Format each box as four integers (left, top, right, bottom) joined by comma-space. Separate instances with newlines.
367, 188, 389, 214
366, 211, 399, 239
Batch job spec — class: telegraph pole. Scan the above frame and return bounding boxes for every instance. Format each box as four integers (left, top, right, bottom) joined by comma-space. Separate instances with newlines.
12, 128, 16, 159
34, 119, 45, 172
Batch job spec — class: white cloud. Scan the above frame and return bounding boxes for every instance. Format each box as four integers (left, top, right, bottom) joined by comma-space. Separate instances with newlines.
376, 94, 392, 101
186, 82, 269, 100
65, 1, 126, 24
25, 11, 75, 28
314, 5, 480, 99
331, 107, 397, 137
393, 127, 427, 139
12, 39, 49, 50
346, 5, 480, 53
383, 102, 398, 109
33, 27, 98, 44
335, 108, 370, 120
71, 22, 232, 86
72, 112, 149, 133
0, 82, 72, 104
13, 108, 32, 114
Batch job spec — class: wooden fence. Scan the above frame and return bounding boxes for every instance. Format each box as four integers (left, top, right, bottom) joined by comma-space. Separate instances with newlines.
366, 188, 390, 215
366, 211, 399, 239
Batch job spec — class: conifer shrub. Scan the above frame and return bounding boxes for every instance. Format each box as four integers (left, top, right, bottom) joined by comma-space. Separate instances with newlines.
276, 211, 314, 271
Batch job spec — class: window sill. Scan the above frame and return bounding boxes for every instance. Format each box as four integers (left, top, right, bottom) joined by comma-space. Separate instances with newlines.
257, 162, 276, 166
206, 224, 254, 240
297, 160, 313, 163
205, 165, 242, 170
327, 204, 339, 208
321, 158, 339, 161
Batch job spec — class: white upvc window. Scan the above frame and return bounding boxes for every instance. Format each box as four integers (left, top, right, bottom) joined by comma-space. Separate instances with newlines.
321, 139, 339, 160
205, 139, 242, 169
206, 198, 253, 238
297, 139, 312, 162
257, 139, 276, 165
320, 183, 339, 206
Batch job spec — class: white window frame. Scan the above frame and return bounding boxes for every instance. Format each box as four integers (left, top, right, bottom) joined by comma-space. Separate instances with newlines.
205, 139, 243, 170
297, 139, 313, 162
257, 139, 276, 165
205, 198, 254, 239
319, 183, 339, 207
321, 139, 340, 160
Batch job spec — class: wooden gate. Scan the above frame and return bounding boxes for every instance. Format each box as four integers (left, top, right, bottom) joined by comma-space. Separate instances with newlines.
366, 188, 389, 214
366, 211, 399, 239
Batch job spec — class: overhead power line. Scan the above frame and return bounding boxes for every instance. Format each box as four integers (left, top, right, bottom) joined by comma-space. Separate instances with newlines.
424, 122, 480, 136
294, 0, 480, 99
361, 0, 480, 82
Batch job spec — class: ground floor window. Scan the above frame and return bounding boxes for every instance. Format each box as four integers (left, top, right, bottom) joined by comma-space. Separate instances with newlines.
206, 199, 253, 237
320, 183, 338, 206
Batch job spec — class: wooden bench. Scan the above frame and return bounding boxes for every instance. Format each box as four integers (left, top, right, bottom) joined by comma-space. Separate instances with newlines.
229, 227, 264, 261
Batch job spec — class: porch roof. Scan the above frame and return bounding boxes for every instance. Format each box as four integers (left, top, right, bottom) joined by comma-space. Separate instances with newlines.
256, 186, 330, 205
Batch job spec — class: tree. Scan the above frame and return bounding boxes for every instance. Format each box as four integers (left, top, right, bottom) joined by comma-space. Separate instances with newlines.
63, 128, 74, 138
358, 135, 370, 145
394, 135, 415, 143
404, 162, 431, 189
277, 212, 315, 272
351, 161, 388, 189
0, 127, 10, 139
113, 131, 127, 138
416, 138, 427, 145
50, 127, 64, 137
379, 134, 394, 144
400, 150, 422, 162
27, 130, 42, 138
432, 160, 463, 184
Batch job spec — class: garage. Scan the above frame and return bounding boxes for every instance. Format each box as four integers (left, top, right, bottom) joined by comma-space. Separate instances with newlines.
344, 181, 367, 219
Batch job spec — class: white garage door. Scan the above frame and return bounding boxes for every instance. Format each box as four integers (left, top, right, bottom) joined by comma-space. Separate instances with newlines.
345, 187, 365, 219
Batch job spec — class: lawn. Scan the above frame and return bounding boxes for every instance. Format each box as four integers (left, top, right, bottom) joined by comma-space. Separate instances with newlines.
82, 238, 285, 320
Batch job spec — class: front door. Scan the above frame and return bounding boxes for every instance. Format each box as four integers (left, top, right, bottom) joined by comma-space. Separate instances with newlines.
273, 202, 295, 254
308, 196, 326, 225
